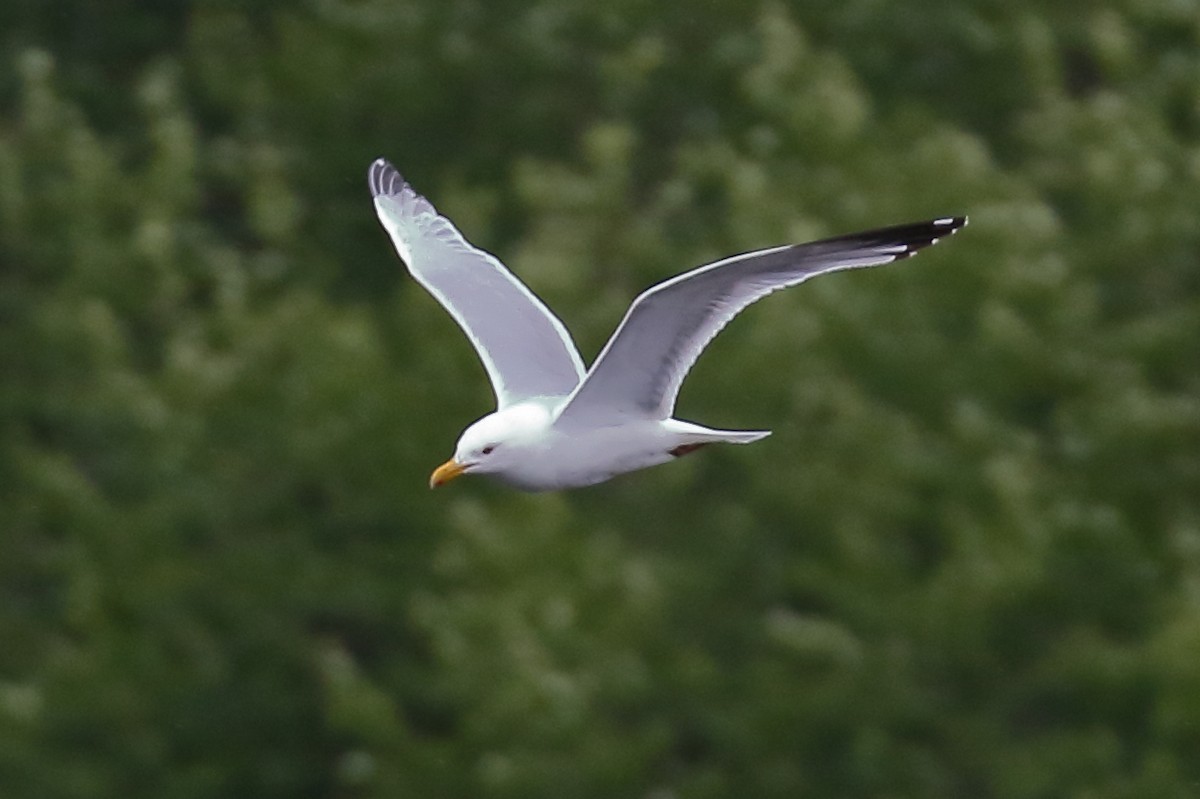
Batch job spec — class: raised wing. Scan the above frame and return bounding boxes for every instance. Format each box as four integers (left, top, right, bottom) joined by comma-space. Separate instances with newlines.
555, 217, 967, 427
369, 159, 585, 407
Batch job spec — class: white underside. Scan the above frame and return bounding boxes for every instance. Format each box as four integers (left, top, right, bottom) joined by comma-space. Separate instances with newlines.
475, 410, 769, 491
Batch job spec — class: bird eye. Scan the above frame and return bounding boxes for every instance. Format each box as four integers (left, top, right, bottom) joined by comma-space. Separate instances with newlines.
481, 445, 495, 455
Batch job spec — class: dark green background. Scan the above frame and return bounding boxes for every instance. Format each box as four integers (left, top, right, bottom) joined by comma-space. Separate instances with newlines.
2, 2, 1198, 797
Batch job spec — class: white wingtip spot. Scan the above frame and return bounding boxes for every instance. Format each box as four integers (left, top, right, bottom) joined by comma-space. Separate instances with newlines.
934, 217, 956, 226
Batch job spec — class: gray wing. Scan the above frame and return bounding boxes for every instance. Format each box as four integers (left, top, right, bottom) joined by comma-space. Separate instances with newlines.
554, 217, 967, 427
369, 159, 585, 408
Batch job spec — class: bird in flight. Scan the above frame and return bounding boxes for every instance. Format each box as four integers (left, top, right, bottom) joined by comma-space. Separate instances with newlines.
369, 158, 965, 491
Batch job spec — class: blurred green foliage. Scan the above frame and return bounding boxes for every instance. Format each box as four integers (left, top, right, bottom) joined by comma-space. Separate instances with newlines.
2, 1, 1199, 797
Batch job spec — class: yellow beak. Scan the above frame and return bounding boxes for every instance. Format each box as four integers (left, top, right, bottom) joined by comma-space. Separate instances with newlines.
429, 458, 469, 488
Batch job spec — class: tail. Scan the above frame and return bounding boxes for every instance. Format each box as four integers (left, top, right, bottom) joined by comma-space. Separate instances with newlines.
712, 429, 772, 444
666, 419, 772, 445
666, 427, 770, 459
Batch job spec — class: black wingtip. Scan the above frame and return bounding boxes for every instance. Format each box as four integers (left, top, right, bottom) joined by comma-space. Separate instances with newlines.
896, 215, 968, 258
831, 215, 968, 261
368, 158, 406, 198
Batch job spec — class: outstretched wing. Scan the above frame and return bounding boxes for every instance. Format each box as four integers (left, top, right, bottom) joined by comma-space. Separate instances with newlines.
555, 217, 967, 427
369, 159, 585, 407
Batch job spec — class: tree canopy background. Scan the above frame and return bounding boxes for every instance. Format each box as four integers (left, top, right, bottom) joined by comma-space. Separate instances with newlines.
2, 2, 1199, 797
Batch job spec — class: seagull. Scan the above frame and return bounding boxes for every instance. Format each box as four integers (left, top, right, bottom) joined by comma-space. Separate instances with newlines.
369, 158, 965, 491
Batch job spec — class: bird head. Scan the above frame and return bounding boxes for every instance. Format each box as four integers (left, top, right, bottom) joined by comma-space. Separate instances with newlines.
429, 403, 551, 488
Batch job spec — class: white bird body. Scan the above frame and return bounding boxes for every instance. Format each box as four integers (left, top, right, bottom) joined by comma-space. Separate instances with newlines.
368, 158, 965, 492
451, 399, 769, 491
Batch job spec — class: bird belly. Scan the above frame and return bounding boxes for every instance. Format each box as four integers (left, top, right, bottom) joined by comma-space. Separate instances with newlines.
495, 422, 677, 491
